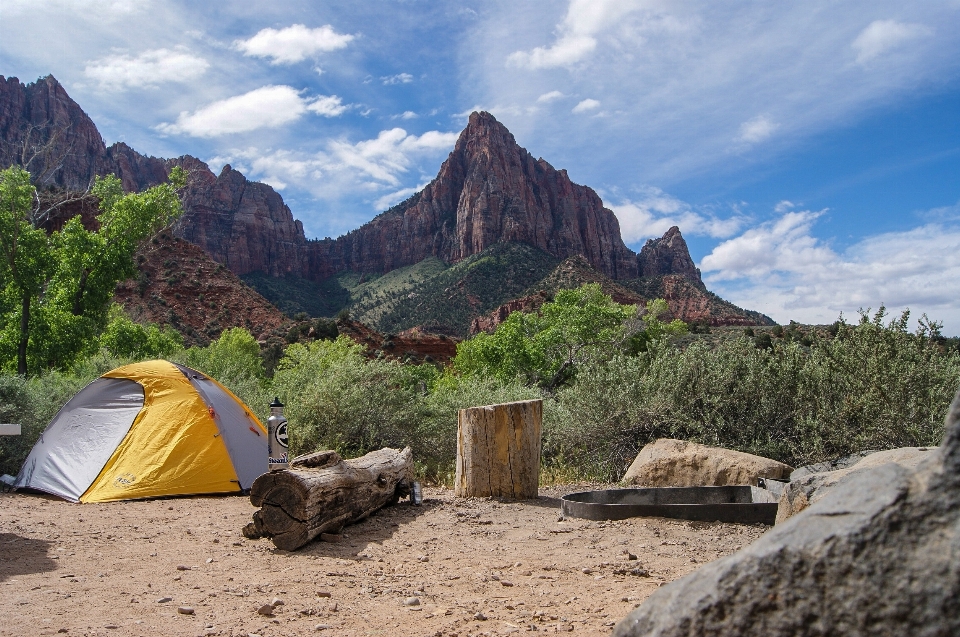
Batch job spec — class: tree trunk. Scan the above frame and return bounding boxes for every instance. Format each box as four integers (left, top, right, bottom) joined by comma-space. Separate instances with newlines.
455, 399, 542, 499
17, 292, 29, 376
243, 447, 414, 551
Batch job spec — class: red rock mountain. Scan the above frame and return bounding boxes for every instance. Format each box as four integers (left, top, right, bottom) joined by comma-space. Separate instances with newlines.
307, 111, 639, 280
0, 76, 708, 288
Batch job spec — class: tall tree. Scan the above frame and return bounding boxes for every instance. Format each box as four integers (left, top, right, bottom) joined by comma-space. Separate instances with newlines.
0, 166, 185, 375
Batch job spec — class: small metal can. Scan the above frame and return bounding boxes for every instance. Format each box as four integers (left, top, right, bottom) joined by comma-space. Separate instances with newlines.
267, 397, 288, 472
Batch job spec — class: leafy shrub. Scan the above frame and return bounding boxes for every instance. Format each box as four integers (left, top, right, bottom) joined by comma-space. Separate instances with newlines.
272, 337, 434, 460
99, 305, 183, 360
545, 309, 960, 480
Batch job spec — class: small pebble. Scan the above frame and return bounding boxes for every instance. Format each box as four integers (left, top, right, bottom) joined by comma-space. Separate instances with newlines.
156, 597, 173, 604
418, 555, 429, 562
206, 558, 214, 564
500, 580, 514, 587
581, 568, 593, 574
474, 611, 488, 621
628, 553, 638, 560
104, 625, 118, 630
176, 565, 191, 571
315, 625, 332, 631
404, 596, 421, 606
177, 606, 195, 615
316, 590, 332, 598
257, 604, 275, 616
271, 598, 284, 607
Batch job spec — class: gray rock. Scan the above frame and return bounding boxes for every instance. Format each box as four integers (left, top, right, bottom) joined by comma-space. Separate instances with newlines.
623, 439, 793, 487
789, 451, 876, 480
776, 446, 937, 523
613, 389, 960, 637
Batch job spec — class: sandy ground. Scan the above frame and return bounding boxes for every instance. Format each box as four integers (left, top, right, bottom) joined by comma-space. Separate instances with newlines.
0, 486, 768, 637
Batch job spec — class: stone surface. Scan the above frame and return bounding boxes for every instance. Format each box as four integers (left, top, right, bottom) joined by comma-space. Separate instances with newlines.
776, 446, 936, 523
613, 390, 960, 637
789, 450, 876, 481
637, 226, 701, 283
622, 439, 793, 487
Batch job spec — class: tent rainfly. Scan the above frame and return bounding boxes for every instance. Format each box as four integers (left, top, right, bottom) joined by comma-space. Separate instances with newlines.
14, 360, 267, 502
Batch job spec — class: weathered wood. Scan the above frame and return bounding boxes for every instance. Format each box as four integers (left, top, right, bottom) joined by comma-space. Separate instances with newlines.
243, 447, 413, 551
455, 399, 542, 499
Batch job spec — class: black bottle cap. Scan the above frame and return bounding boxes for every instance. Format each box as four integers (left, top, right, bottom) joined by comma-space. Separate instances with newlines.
270, 397, 284, 408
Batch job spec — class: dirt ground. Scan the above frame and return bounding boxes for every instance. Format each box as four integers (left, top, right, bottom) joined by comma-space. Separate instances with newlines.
0, 486, 768, 637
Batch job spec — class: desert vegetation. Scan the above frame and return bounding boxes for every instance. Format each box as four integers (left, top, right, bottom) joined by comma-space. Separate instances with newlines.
3, 269, 959, 482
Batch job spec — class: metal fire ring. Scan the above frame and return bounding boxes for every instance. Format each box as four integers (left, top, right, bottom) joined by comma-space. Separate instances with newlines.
560, 486, 778, 525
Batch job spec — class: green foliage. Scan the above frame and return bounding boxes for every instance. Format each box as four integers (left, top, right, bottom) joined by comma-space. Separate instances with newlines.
545, 308, 960, 480
272, 337, 435, 461
99, 305, 183, 360
0, 166, 185, 375
625, 298, 689, 355
455, 283, 636, 390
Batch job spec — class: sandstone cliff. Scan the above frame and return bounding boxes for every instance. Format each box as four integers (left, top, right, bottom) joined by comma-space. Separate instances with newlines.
308, 111, 639, 280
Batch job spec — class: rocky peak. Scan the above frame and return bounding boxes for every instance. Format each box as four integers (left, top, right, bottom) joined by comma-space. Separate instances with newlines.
310, 111, 640, 280
637, 226, 702, 284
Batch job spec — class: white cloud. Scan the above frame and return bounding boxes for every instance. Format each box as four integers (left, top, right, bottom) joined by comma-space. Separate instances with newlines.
572, 98, 601, 113
852, 20, 930, 64
382, 73, 414, 85
537, 90, 565, 103
307, 95, 347, 117
738, 115, 779, 143
700, 210, 960, 330
157, 86, 346, 137
83, 48, 208, 90
211, 128, 459, 210
394, 111, 418, 120
374, 183, 428, 211
234, 24, 354, 65
508, 0, 642, 69
609, 186, 745, 244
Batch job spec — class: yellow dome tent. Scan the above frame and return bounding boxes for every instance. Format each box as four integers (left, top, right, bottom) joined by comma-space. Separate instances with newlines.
14, 360, 267, 502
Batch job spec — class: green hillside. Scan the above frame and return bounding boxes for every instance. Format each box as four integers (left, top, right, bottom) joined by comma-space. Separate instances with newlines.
366, 242, 561, 336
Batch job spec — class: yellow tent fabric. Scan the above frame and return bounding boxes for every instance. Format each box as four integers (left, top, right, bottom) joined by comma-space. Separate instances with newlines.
81, 361, 256, 502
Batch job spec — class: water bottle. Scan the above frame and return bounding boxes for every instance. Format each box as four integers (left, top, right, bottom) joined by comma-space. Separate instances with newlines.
267, 397, 288, 471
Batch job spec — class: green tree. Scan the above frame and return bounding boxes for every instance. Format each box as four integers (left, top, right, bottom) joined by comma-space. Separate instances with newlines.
625, 298, 689, 355
0, 166, 185, 375
454, 284, 637, 390
99, 305, 183, 360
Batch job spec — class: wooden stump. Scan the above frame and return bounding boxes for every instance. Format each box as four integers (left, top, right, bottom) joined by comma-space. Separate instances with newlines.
455, 399, 542, 499
243, 446, 413, 551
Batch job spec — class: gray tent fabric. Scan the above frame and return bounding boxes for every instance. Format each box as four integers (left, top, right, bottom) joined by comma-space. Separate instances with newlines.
173, 364, 267, 489
14, 377, 144, 502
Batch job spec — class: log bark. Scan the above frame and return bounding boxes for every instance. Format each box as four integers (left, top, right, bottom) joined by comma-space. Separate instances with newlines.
455, 399, 542, 499
243, 447, 414, 551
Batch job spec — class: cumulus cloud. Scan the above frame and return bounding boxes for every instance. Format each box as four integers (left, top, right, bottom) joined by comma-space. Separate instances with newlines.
234, 24, 354, 64
609, 186, 745, 244
307, 95, 347, 117
572, 98, 601, 113
537, 90, 565, 103
211, 128, 458, 209
508, 0, 641, 69
738, 115, 779, 143
700, 209, 960, 329
852, 20, 930, 63
157, 86, 346, 137
382, 73, 414, 85
83, 48, 209, 90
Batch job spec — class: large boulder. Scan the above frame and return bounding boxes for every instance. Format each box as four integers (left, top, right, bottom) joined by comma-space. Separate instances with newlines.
622, 439, 793, 487
612, 390, 960, 637
776, 446, 937, 523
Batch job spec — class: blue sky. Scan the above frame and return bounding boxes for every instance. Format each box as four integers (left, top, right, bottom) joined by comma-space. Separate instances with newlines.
2, 0, 960, 332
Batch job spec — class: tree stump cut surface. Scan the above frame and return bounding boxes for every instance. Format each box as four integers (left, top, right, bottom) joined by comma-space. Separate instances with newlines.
455, 399, 542, 499
243, 446, 413, 551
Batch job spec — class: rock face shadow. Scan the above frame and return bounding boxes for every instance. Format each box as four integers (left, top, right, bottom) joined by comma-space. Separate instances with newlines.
0, 533, 58, 581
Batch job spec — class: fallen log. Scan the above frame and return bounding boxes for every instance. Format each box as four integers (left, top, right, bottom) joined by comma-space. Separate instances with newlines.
243, 446, 414, 551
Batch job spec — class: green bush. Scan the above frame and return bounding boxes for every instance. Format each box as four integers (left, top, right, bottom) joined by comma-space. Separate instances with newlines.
544, 309, 960, 480
272, 336, 434, 460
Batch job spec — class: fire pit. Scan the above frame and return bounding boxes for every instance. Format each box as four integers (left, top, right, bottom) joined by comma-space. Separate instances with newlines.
560, 486, 778, 525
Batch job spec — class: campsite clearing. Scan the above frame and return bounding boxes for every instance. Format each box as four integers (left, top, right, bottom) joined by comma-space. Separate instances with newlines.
0, 486, 767, 637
